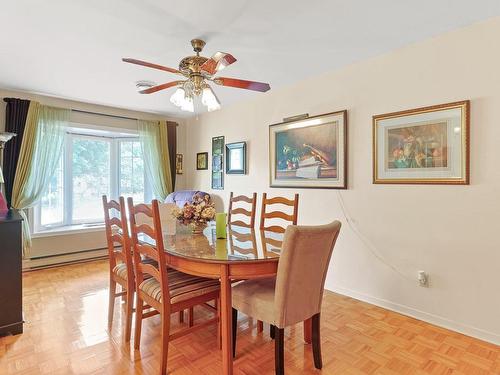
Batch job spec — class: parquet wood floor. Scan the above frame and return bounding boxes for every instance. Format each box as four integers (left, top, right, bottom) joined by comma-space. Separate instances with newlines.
0, 260, 499, 374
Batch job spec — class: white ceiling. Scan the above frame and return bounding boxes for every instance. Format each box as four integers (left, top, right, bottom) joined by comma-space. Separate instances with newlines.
1, 1, 499, 118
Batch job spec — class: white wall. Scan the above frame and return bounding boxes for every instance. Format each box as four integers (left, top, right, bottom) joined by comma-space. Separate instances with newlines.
184, 17, 500, 344
0, 88, 185, 258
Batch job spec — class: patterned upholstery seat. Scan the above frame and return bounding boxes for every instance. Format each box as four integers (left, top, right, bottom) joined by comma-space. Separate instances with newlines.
113, 257, 158, 280
139, 271, 220, 304
113, 263, 128, 280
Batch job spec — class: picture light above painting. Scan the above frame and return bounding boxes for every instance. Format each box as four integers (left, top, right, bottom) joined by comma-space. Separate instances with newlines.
373, 100, 470, 185
269, 110, 348, 189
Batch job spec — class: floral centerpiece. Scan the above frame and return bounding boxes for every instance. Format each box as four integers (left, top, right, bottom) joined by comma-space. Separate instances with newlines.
172, 193, 216, 234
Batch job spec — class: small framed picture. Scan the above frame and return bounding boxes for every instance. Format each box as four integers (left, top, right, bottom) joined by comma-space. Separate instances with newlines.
373, 100, 470, 184
196, 152, 208, 170
175, 154, 183, 174
226, 142, 246, 174
211, 136, 225, 190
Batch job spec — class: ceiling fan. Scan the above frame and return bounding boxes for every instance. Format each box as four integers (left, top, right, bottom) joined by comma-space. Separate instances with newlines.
123, 39, 271, 112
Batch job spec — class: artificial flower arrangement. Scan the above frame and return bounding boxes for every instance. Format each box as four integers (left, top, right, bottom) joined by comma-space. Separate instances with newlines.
172, 193, 216, 232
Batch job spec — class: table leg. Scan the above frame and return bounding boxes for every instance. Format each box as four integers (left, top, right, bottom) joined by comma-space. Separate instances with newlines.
304, 317, 312, 344
220, 265, 233, 375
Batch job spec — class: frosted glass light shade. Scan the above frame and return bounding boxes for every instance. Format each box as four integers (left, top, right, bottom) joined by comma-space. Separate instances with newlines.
170, 88, 186, 107
201, 86, 221, 112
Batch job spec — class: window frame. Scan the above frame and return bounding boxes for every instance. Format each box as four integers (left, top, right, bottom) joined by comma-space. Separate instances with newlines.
33, 128, 149, 233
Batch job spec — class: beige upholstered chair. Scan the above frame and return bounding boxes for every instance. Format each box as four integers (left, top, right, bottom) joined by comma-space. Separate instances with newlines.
232, 221, 342, 375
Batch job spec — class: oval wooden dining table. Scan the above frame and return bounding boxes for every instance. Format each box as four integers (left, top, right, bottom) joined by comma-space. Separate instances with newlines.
149, 224, 312, 375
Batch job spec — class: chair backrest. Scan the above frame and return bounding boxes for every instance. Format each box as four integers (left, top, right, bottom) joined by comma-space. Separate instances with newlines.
274, 221, 341, 328
102, 195, 134, 280
228, 192, 257, 228
228, 226, 258, 256
260, 230, 284, 257
135, 202, 177, 230
259, 193, 299, 233
128, 198, 170, 309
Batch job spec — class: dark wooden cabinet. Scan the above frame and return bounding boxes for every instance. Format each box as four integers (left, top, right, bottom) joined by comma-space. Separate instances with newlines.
0, 209, 23, 336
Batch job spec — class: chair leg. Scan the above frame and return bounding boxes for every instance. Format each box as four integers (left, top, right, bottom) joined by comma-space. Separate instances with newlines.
312, 313, 322, 369
133, 295, 144, 350
232, 308, 238, 358
188, 306, 194, 327
275, 327, 285, 375
121, 285, 126, 302
270, 325, 276, 340
124, 287, 134, 342
257, 320, 264, 333
159, 312, 171, 375
108, 278, 116, 328
178, 310, 184, 324
216, 298, 222, 350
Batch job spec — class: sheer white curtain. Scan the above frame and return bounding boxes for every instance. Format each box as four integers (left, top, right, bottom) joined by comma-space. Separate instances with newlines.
138, 120, 173, 202
11, 102, 69, 256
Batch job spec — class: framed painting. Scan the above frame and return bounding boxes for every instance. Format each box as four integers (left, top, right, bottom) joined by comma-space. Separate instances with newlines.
373, 100, 470, 184
176, 154, 183, 174
226, 142, 246, 174
196, 152, 208, 170
269, 110, 347, 189
211, 136, 224, 189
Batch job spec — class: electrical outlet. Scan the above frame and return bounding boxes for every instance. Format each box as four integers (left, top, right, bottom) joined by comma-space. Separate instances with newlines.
418, 271, 429, 287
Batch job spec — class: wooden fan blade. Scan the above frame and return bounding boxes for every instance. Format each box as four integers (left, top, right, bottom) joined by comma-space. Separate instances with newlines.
139, 81, 184, 94
122, 58, 181, 75
214, 77, 270, 92
200, 52, 236, 75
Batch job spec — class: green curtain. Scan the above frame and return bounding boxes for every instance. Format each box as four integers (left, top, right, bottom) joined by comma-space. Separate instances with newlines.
11, 102, 70, 256
138, 120, 173, 202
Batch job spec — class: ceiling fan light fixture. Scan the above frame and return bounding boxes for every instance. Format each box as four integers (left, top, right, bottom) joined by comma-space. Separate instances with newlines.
180, 95, 194, 113
201, 86, 220, 112
124, 39, 269, 113
170, 88, 186, 107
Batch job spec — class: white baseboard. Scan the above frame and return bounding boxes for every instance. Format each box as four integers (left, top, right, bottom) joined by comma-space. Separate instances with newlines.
23, 249, 108, 270
330, 285, 500, 346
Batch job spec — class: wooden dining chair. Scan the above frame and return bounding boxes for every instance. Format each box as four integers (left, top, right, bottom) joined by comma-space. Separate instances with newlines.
259, 193, 299, 233
128, 198, 221, 375
256, 193, 299, 332
102, 195, 135, 342
228, 192, 257, 228
232, 221, 342, 375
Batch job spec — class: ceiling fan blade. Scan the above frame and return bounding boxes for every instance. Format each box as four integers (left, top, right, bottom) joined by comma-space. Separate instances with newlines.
122, 58, 181, 75
201, 52, 237, 75
214, 77, 270, 92
139, 81, 184, 94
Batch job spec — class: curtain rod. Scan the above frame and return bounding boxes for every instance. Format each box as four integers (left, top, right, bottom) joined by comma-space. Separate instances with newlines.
3, 99, 178, 125
72, 109, 179, 126
71, 109, 140, 122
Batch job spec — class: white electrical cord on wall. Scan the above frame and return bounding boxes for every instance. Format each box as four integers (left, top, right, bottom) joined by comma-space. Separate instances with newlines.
336, 191, 412, 281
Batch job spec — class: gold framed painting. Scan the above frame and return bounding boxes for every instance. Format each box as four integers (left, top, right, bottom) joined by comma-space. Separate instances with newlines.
269, 110, 347, 189
176, 154, 183, 174
373, 100, 470, 185
196, 152, 208, 170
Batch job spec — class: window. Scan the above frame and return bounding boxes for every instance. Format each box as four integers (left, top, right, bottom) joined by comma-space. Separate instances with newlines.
35, 128, 151, 232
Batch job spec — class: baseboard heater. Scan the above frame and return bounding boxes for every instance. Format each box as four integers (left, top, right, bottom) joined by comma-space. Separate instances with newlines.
23, 247, 109, 270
